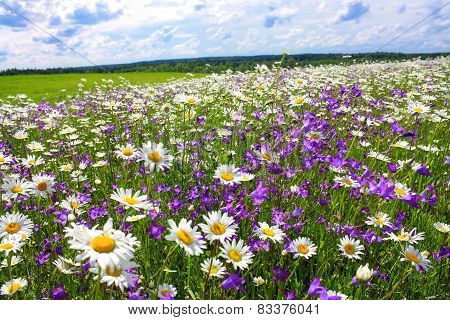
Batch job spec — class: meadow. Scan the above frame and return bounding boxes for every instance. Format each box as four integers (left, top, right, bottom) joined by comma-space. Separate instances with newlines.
0, 72, 206, 103
0, 56, 448, 300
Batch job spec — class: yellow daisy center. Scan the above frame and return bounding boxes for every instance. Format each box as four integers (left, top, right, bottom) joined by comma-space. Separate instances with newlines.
405, 252, 420, 264
148, 151, 162, 163
229, 249, 242, 262
62, 165, 71, 170
397, 234, 409, 241
395, 188, 407, 197
28, 160, 35, 165
8, 283, 21, 294
106, 267, 122, 277
124, 197, 139, 205
37, 182, 48, 191
122, 148, 133, 156
187, 97, 196, 104
295, 97, 305, 104
412, 106, 423, 113
437, 226, 448, 233
298, 244, 309, 254
0, 157, 5, 163
220, 172, 234, 181
0, 243, 14, 250
310, 133, 320, 139
341, 178, 352, 186
11, 186, 23, 193
211, 223, 226, 235
262, 228, 275, 237
296, 79, 302, 84
177, 230, 193, 245
91, 235, 116, 253
344, 243, 355, 255
6, 223, 20, 234
161, 289, 170, 296
261, 152, 272, 161
72, 203, 79, 210
209, 264, 219, 274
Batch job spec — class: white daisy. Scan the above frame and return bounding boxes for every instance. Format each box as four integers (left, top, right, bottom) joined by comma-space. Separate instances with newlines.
91, 260, 138, 291
115, 144, 138, 160
31, 174, 56, 198
198, 211, 237, 243
433, 222, 449, 233
289, 237, 318, 259
64, 218, 139, 270
365, 212, 393, 228
0, 212, 34, 240
220, 239, 254, 270
334, 175, 360, 188
200, 257, 227, 278
139, 142, 174, 172
214, 164, 242, 185
385, 228, 425, 244
0, 278, 27, 296
165, 219, 206, 256
338, 236, 364, 260
254, 222, 285, 243
1, 177, 32, 199
401, 245, 431, 272
110, 188, 152, 211
158, 283, 177, 299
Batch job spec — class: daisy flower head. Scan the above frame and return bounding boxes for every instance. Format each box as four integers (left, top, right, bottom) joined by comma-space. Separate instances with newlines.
365, 212, 393, 228
91, 259, 138, 291
1, 177, 31, 200
53, 257, 80, 275
64, 218, 138, 270
338, 235, 364, 260
0, 153, 13, 166
198, 211, 237, 243
1, 278, 27, 296
214, 164, 242, 185
165, 219, 206, 256
21, 155, 44, 167
0, 212, 34, 240
115, 143, 138, 161
139, 142, 173, 172
60, 195, 85, 215
0, 236, 25, 255
200, 257, 227, 278
110, 188, 152, 211
158, 283, 177, 299
254, 222, 285, 243
256, 144, 278, 163
407, 101, 430, 115
220, 239, 254, 270
1, 255, 22, 268
433, 222, 449, 233
326, 290, 348, 300
393, 182, 410, 199
334, 175, 360, 188
289, 237, 318, 259
386, 228, 425, 244
31, 174, 56, 198
401, 245, 431, 272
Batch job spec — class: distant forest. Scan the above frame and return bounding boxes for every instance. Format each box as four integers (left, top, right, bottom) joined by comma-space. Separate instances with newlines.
1, 52, 448, 76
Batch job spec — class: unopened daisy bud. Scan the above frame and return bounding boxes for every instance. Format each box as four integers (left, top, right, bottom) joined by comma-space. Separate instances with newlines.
68, 213, 76, 222
290, 185, 299, 193
253, 276, 265, 286
94, 179, 101, 185
355, 263, 374, 284
188, 204, 195, 211
148, 281, 155, 288
281, 249, 288, 256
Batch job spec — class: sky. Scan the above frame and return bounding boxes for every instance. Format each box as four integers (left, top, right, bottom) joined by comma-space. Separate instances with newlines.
0, 0, 448, 69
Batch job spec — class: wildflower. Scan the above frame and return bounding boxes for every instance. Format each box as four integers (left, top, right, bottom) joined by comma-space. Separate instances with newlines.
254, 222, 285, 243
214, 164, 242, 185
198, 211, 237, 244
220, 239, 254, 270
158, 283, 177, 299
165, 219, 206, 256
139, 142, 173, 172
289, 237, 318, 259
353, 263, 374, 286
110, 188, 152, 211
200, 258, 226, 278
401, 245, 431, 272
0, 278, 27, 296
338, 236, 364, 260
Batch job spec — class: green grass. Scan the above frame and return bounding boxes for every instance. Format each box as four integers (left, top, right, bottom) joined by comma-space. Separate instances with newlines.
0, 72, 206, 103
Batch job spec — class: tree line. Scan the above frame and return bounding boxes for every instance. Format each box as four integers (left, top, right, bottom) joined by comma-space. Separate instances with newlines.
1, 52, 448, 76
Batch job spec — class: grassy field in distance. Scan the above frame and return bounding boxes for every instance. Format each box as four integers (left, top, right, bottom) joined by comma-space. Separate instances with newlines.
0, 72, 206, 103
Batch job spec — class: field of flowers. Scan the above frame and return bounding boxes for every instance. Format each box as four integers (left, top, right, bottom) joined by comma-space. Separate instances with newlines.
0, 56, 448, 300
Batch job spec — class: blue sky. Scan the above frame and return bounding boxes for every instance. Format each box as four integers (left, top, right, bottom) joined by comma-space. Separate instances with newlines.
0, 0, 448, 69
